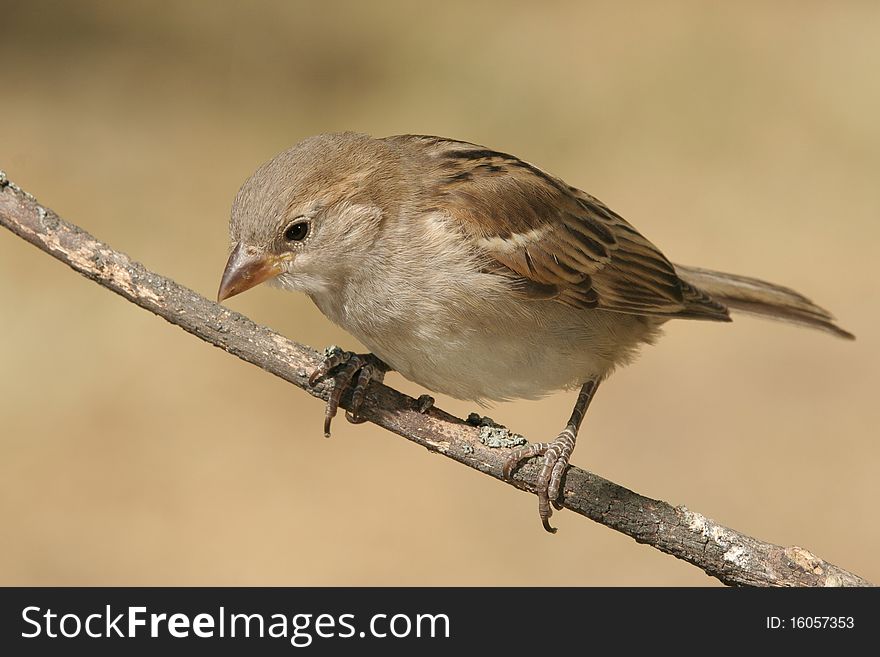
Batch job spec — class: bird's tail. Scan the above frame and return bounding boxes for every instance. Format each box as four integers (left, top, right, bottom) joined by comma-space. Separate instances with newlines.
674, 264, 854, 340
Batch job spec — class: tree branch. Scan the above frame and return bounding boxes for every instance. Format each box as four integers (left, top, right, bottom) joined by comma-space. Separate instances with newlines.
0, 171, 870, 587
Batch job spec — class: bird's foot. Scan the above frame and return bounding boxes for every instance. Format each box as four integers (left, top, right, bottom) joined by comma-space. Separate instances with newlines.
502, 426, 577, 533
309, 346, 388, 437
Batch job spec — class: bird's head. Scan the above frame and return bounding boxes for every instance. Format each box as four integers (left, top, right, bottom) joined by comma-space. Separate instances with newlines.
218, 132, 397, 302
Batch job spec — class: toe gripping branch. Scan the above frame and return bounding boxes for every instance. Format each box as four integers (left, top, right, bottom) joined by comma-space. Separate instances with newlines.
308, 346, 389, 437
502, 379, 600, 533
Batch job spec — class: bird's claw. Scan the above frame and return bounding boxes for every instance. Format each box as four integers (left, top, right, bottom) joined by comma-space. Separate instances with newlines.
309, 346, 388, 437
502, 427, 577, 533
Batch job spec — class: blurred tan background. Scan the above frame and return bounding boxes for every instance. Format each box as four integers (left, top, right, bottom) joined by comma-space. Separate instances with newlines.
1, 1, 877, 586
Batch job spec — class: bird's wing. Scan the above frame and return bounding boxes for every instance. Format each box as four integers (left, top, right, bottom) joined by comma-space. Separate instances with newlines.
401, 135, 729, 321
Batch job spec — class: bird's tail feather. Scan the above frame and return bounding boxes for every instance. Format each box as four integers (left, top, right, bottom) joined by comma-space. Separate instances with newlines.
674, 264, 854, 340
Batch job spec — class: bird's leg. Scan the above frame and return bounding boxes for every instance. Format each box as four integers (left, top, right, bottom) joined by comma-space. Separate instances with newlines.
502, 379, 600, 533
308, 346, 389, 437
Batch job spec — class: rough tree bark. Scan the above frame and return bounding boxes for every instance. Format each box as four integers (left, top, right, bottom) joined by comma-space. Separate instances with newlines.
0, 171, 871, 587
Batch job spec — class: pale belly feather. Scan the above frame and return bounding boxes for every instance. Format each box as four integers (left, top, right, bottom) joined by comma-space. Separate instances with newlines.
308, 212, 659, 402
313, 270, 658, 403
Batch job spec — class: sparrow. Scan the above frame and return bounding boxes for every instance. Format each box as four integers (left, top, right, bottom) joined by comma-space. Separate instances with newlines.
218, 132, 853, 532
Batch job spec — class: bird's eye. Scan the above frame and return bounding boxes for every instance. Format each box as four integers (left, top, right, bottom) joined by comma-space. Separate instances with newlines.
284, 221, 310, 242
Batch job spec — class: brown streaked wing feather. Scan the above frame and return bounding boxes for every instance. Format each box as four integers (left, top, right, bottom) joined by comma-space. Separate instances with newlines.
403, 136, 729, 321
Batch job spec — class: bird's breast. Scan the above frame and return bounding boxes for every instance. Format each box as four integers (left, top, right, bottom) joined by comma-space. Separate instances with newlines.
311, 271, 655, 403
307, 210, 657, 401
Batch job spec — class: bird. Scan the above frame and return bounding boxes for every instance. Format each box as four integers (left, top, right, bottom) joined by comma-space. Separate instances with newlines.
218, 132, 853, 532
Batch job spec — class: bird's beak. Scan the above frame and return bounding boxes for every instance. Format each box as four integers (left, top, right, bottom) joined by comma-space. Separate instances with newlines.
217, 243, 284, 302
